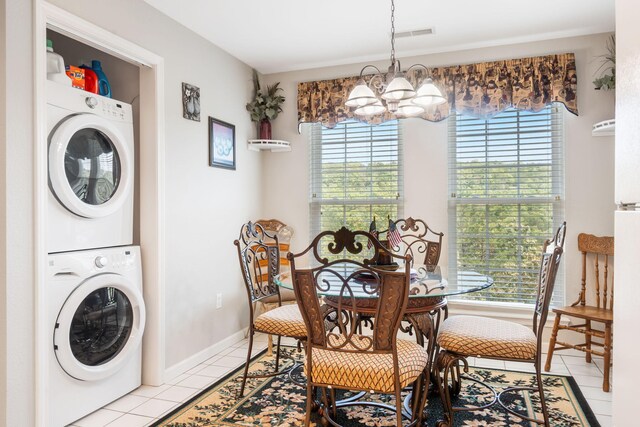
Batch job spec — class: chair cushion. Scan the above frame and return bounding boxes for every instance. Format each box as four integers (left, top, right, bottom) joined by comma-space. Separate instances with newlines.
437, 315, 537, 360
308, 338, 428, 393
253, 304, 306, 338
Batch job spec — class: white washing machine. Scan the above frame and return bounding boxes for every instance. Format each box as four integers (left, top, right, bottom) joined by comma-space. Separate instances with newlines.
47, 80, 135, 253
47, 246, 145, 426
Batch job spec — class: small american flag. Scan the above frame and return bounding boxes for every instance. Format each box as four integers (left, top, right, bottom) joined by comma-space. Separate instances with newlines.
367, 218, 378, 249
387, 218, 402, 249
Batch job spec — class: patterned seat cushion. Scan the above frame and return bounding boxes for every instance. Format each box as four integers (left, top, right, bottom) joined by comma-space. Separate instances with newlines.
437, 315, 537, 360
253, 304, 306, 338
308, 338, 429, 393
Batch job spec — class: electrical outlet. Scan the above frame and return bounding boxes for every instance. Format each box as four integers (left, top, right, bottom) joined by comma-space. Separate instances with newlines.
216, 293, 223, 309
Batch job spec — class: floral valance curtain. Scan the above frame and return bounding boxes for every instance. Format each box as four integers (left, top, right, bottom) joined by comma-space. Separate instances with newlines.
297, 53, 578, 128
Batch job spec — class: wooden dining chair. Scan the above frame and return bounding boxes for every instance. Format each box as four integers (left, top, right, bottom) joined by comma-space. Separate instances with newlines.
545, 233, 614, 391
233, 221, 306, 398
435, 222, 566, 427
289, 227, 430, 427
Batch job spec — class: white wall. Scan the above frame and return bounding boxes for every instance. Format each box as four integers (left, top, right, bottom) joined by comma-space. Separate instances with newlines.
1, 0, 36, 425
44, 0, 262, 371
613, 0, 640, 424
262, 33, 616, 314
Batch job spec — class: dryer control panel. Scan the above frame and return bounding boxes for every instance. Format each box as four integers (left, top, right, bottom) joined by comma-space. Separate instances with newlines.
47, 80, 133, 124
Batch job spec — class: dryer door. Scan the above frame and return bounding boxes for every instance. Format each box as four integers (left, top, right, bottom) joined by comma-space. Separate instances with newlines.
54, 273, 145, 382
49, 113, 133, 218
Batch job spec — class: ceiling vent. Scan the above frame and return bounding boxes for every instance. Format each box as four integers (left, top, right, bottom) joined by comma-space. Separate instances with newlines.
394, 28, 434, 38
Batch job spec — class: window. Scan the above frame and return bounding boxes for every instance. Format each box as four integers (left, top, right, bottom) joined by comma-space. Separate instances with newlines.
309, 120, 403, 255
448, 106, 564, 305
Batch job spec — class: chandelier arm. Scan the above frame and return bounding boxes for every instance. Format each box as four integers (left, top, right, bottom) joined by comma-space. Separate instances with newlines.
358, 64, 384, 78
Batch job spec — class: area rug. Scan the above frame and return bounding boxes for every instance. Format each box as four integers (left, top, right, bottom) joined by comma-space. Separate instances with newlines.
153, 348, 599, 426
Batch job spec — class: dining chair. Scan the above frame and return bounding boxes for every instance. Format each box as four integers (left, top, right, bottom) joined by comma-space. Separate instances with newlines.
233, 221, 306, 398
253, 219, 296, 354
434, 222, 566, 427
545, 232, 614, 391
289, 227, 430, 427
392, 217, 444, 269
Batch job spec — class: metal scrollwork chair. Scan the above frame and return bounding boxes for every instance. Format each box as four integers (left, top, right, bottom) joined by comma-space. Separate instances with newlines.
545, 232, 614, 391
387, 217, 445, 363
289, 227, 430, 427
254, 219, 297, 353
392, 217, 444, 270
234, 221, 306, 398
434, 222, 566, 427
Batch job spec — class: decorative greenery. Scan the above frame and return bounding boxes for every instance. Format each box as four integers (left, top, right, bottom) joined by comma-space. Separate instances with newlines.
246, 70, 285, 122
593, 35, 615, 91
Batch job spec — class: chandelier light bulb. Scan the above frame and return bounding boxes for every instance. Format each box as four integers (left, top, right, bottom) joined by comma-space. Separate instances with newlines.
345, 79, 378, 108
396, 99, 425, 117
413, 78, 446, 106
381, 74, 416, 101
354, 100, 386, 116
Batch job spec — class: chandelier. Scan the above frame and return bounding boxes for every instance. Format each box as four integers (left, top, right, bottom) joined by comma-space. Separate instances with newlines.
345, 0, 446, 117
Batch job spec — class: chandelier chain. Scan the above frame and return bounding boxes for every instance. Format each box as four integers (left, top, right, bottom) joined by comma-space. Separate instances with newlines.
390, 0, 396, 66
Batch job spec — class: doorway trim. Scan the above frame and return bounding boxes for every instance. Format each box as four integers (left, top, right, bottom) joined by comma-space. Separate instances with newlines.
35, 2, 166, 424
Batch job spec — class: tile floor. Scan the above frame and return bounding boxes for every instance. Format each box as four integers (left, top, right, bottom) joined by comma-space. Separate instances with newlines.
69, 333, 612, 426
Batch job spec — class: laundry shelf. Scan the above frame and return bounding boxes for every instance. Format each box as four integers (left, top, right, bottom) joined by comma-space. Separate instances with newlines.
592, 119, 615, 137
247, 139, 291, 152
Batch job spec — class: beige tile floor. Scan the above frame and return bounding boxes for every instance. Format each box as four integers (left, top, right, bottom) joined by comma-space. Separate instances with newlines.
69, 333, 612, 427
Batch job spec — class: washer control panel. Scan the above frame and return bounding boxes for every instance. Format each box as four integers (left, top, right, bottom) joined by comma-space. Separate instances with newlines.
48, 246, 138, 275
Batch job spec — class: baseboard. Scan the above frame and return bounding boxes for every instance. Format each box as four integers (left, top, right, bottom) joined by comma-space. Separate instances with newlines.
163, 328, 248, 381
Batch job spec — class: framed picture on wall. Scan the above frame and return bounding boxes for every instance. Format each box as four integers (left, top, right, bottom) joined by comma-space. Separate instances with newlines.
182, 82, 201, 121
209, 117, 236, 170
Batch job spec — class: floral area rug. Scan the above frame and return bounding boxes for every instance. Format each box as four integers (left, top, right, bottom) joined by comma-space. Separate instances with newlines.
153, 348, 599, 427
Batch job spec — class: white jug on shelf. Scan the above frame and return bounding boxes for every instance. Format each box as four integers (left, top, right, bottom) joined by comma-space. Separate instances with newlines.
46, 39, 71, 86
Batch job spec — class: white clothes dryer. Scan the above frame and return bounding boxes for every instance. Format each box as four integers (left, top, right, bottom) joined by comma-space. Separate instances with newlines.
47, 246, 145, 426
47, 81, 135, 253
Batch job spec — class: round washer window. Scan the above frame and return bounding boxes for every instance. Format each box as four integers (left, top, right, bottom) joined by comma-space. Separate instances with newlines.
69, 287, 133, 366
64, 128, 121, 206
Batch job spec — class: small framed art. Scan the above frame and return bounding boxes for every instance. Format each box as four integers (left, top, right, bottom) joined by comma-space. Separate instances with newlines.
208, 117, 236, 170
182, 82, 200, 121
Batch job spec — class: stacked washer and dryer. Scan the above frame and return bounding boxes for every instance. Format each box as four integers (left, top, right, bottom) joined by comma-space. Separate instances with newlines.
46, 80, 146, 426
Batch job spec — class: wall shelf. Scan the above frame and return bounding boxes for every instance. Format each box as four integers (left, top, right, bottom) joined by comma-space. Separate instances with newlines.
247, 139, 291, 152
592, 119, 615, 137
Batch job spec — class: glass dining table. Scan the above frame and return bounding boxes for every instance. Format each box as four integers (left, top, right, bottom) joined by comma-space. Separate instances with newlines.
274, 265, 493, 348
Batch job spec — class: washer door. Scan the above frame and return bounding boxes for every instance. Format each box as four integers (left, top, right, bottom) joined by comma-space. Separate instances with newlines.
54, 273, 145, 382
49, 113, 132, 218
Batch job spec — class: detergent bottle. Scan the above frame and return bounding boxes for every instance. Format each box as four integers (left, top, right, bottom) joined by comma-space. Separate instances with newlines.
91, 60, 112, 98
46, 39, 71, 86
80, 64, 99, 94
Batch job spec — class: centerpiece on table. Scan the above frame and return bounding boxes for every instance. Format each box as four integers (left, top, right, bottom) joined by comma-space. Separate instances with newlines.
368, 217, 402, 270
246, 70, 285, 140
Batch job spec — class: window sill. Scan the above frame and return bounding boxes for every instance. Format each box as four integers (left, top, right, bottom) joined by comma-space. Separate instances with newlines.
446, 299, 570, 328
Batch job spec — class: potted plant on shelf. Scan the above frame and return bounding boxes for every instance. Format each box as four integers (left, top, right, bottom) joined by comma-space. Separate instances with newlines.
593, 35, 615, 91
246, 71, 285, 140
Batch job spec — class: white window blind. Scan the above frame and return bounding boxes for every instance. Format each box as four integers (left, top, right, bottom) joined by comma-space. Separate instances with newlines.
448, 106, 565, 305
309, 120, 403, 249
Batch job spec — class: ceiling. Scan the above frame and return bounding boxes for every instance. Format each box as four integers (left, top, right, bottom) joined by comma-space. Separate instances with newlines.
143, 0, 614, 74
